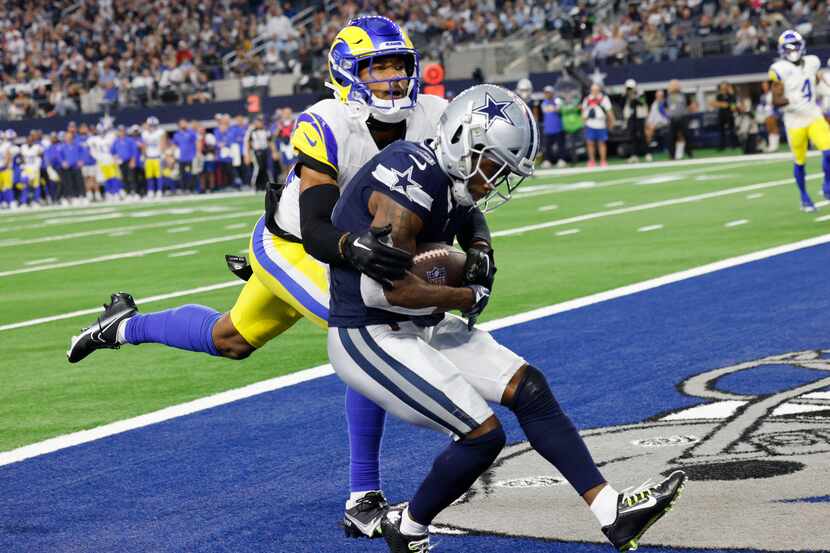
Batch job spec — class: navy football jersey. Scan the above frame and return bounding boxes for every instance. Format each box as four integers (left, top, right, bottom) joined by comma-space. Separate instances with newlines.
329, 140, 467, 328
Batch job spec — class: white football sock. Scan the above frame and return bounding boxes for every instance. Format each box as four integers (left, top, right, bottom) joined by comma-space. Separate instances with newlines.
674, 141, 685, 160
116, 319, 130, 345
590, 484, 619, 527
346, 490, 380, 509
768, 133, 780, 152
400, 506, 429, 536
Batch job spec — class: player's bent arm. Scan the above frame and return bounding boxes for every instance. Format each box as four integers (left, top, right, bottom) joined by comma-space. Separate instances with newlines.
298, 165, 347, 266
771, 80, 789, 108
366, 191, 475, 312
362, 271, 475, 313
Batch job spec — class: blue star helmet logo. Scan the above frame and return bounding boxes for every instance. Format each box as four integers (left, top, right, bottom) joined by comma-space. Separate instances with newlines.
472, 93, 514, 129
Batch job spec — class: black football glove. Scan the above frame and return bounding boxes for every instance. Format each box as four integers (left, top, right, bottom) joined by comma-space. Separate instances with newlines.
342, 225, 413, 288
462, 244, 497, 290
462, 284, 491, 330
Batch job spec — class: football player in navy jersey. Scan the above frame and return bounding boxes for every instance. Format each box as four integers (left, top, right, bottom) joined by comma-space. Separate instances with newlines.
327, 84, 687, 553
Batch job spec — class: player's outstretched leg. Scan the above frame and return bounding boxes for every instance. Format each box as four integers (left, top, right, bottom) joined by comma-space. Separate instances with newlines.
68, 293, 228, 363
794, 164, 816, 212
343, 388, 388, 539
502, 365, 687, 551
822, 151, 830, 201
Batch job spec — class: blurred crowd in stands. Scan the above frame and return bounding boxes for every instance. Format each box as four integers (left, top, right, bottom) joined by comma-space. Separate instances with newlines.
3, 0, 829, 121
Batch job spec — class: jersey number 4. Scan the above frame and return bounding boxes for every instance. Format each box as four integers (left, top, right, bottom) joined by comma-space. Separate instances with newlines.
802, 79, 812, 101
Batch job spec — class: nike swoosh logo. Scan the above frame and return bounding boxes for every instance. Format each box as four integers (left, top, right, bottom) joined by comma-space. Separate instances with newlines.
625, 495, 658, 513
352, 238, 372, 251
408, 155, 427, 171
304, 132, 317, 147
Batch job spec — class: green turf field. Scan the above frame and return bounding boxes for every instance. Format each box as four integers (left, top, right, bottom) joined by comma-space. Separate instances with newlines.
2, 153, 829, 453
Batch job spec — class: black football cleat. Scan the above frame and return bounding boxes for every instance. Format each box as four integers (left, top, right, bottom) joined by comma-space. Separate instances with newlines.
343, 491, 389, 539
602, 470, 687, 552
380, 509, 431, 552
67, 293, 138, 363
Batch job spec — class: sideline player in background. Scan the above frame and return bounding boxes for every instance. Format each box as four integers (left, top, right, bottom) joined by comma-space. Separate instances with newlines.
326, 84, 687, 553
141, 116, 166, 198
769, 30, 830, 212
66, 16, 495, 539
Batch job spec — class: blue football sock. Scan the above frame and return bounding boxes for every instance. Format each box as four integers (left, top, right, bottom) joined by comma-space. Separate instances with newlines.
3, 189, 13, 204
124, 304, 222, 355
794, 163, 810, 203
19, 186, 29, 205
345, 388, 386, 492
509, 366, 605, 496
822, 151, 830, 194
408, 425, 505, 525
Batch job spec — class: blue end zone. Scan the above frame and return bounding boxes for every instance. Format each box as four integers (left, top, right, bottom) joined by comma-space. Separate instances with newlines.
2, 243, 830, 552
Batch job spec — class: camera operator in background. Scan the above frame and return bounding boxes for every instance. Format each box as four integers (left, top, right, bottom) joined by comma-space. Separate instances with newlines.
622, 79, 648, 163
581, 83, 614, 168
711, 81, 738, 150
666, 80, 693, 160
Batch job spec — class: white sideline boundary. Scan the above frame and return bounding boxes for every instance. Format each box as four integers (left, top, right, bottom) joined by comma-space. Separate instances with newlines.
533, 149, 820, 178
2, 231, 830, 468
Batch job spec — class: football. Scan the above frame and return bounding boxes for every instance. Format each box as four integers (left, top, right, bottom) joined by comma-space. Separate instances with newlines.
411, 242, 468, 287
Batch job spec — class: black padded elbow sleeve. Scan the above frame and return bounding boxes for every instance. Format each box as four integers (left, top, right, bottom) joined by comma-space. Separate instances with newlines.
457, 207, 491, 251
299, 184, 346, 266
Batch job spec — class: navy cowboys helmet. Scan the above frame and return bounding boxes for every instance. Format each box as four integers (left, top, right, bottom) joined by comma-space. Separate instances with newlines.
434, 84, 539, 211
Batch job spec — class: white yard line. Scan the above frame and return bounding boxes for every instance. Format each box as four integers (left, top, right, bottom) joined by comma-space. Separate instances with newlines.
224, 223, 248, 229
167, 227, 192, 233
533, 150, 819, 178
168, 250, 198, 257
746, 193, 764, 199
2, 232, 830, 467
555, 229, 580, 236
517, 161, 760, 200
725, 219, 749, 227
23, 257, 58, 266
638, 224, 664, 232
0, 234, 249, 278
493, 174, 821, 238
816, 214, 830, 222
0, 281, 242, 332
537, 204, 559, 212
0, 210, 261, 247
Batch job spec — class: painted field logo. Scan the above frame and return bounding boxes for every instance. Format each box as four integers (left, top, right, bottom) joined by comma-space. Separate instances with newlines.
433, 350, 830, 551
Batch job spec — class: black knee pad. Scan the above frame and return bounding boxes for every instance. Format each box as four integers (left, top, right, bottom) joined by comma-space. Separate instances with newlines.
509, 365, 562, 420
465, 424, 506, 465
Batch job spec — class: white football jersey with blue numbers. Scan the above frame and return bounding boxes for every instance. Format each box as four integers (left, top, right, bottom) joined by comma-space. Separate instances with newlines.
769, 55, 824, 128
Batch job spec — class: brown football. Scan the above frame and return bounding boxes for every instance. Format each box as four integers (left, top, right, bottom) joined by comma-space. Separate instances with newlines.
411, 242, 467, 287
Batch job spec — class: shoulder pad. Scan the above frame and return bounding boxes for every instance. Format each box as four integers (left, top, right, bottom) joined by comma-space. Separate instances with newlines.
291, 111, 339, 175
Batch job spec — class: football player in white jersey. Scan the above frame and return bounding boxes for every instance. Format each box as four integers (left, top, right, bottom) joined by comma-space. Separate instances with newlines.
769, 30, 830, 212
141, 117, 166, 198
20, 131, 44, 207
67, 16, 495, 539
0, 130, 16, 209
88, 122, 124, 201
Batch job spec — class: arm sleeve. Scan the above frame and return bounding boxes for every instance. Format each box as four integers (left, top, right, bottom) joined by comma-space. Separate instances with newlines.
291, 111, 339, 180
298, 183, 348, 267
456, 206, 491, 250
